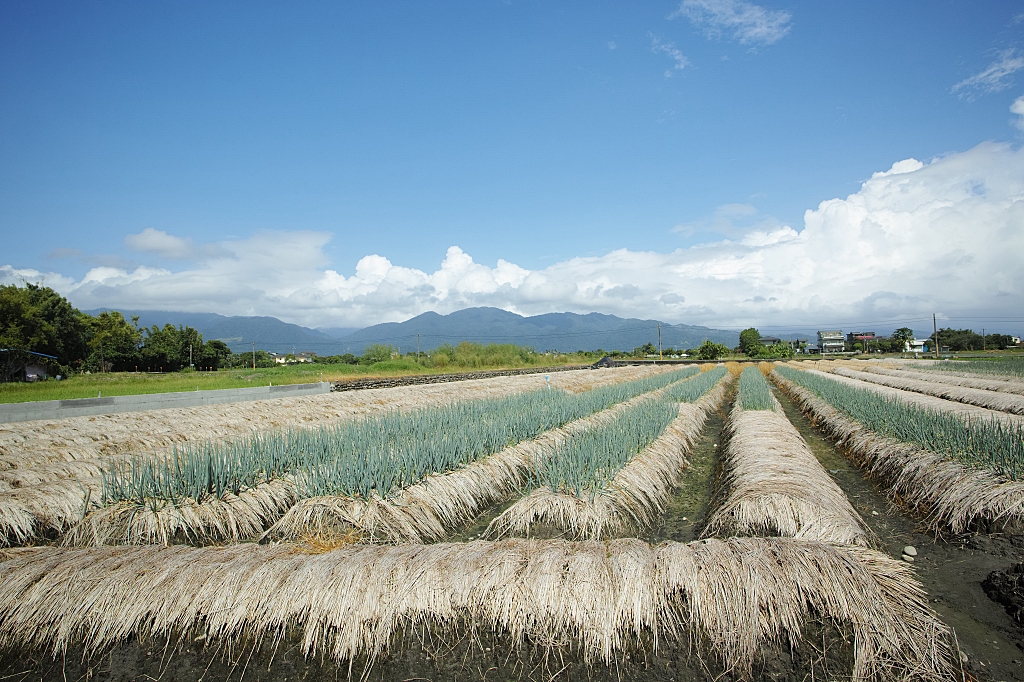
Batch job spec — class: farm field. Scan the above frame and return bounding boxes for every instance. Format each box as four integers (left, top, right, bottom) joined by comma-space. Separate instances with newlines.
1, 362, 1023, 680
0, 355, 597, 405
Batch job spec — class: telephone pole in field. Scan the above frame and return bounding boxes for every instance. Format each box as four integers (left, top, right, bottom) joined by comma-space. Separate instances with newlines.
252, 342, 256, 369
417, 334, 421, 364
933, 314, 939, 359
658, 323, 662, 360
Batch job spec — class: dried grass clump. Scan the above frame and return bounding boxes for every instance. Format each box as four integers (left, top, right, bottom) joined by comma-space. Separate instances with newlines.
703, 395, 869, 546
64, 478, 297, 546
773, 370, 1024, 532
863, 365, 1024, 396
0, 537, 958, 680
833, 366, 1024, 416
1, 478, 101, 546
264, 387, 676, 544
488, 374, 731, 540
725, 361, 743, 376
758, 361, 775, 376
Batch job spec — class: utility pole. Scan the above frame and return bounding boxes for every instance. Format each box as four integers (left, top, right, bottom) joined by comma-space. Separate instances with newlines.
100, 342, 104, 373
417, 334, 421, 364
983, 328, 986, 352
189, 344, 193, 369
658, 323, 662, 360
252, 342, 256, 370
933, 314, 939, 359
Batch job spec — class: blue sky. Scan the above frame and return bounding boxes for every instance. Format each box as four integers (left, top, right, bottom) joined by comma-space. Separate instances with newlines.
3, 1, 1024, 335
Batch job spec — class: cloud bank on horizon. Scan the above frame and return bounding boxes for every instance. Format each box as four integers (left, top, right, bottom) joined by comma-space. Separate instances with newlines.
3, 140, 1023, 332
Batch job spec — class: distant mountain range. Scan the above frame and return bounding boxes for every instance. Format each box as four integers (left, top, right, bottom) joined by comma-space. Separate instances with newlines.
87, 307, 739, 355
86, 309, 360, 355
343, 308, 738, 353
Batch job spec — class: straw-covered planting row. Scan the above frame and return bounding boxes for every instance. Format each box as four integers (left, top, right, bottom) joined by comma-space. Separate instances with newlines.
832, 366, 1024, 416
773, 366, 1024, 532
914, 357, 1024, 380
0, 536, 958, 680
862, 364, 1024, 397
60, 368, 699, 546
703, 367, 868, 546
262, 377, 696, 545
487, 367, 730, 540
778, 366, 1024, 481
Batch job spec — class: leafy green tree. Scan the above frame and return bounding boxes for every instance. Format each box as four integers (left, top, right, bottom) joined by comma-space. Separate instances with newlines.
892, 327, 914, 346
738, 328, 762, 357
360, 343, 397, 365
0, 283, 91, 378
86, 311, 142, 371
632, 342, 657, 357
140, 324, 205, 371
697, 340, 729, 360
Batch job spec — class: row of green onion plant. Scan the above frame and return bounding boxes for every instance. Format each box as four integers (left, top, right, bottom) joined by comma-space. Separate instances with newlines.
737, 366, 776, 411
532, 368, 726, 498
662, 366, 729, 402
918, 357, 1024, 380
775, 366, 1024, 480
102, 367, 700, 505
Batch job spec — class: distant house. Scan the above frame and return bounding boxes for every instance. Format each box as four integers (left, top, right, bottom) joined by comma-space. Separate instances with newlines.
1, 349, 56, 383
907, 339, 926, 353
1013, 336, 1022, 346
759, 336, 782, 345
846, 331, 876, 349
295, 351, 317, 363
817, 331, 845, 355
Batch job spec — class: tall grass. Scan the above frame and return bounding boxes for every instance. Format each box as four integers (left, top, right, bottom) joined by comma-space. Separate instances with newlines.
102, 367, 699, 505
737, 366, 776, 411
776, 366, 1024, 480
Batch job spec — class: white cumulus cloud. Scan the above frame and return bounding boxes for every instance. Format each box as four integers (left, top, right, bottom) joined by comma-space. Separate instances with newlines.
3, 142, 1023, 332
673, 0, 792, 46
1012, 94, 1024, 131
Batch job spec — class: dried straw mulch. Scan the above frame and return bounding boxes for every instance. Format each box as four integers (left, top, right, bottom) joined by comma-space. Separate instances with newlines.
702, 394, 869, 546
1, 367, 674, 546
832, 366, 1024, 416
0, 537, 958, 680
0, 365, 671, 473
67, 375, 694, 547
263, 377, 713, 545
486, 373, 733, 540
772, 370, 1024, 533
858, 363, 1024, 397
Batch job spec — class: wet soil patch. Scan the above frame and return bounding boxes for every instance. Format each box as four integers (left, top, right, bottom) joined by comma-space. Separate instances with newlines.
773, 384, 1024, 681
0, 619, 856, 682
644, 383, 733, 544
984, 562, 1024, 624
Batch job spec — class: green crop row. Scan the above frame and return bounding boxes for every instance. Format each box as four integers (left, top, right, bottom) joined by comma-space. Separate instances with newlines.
737, 366, 775, 411
102, 367, 700, 504
918, 357, 1024, 380
663, 366, 728, 403
775, 366, 1024, 480
533, 367, 726, 498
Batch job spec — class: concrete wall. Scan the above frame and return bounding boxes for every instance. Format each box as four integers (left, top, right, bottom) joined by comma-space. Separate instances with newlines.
0, 382, 331, 425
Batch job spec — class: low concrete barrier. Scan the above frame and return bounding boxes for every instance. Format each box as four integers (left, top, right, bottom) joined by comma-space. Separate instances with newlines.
0, 382, 332, 424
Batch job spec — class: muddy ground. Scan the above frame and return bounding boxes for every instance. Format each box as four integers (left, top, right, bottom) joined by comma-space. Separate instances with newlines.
774, 385, 1024, 682
3, 381, 1024, 680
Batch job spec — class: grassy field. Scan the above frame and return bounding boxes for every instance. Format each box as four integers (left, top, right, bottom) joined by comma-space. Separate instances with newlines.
0, 356, 595, 404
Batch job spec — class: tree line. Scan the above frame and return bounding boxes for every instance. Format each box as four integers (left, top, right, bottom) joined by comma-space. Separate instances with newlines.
1, 283, 230, 379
